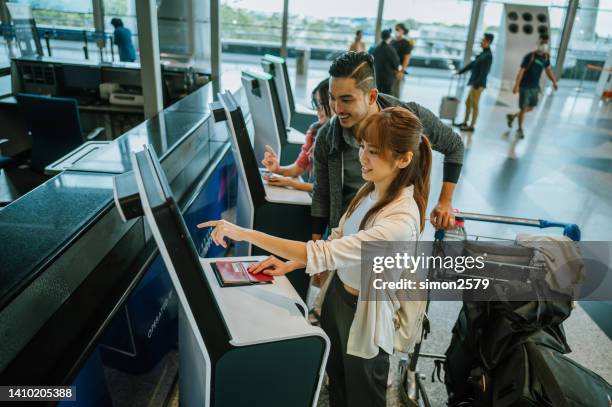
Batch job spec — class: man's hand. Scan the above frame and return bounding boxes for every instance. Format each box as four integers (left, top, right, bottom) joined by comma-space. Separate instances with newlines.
265, 176, 296, 189
430, 201, 456, 229
552, 82, 558, 91
512, 84, 519, 95
395, 71, 405, 81
247, 255, 296, 276
261, 145, 280, 173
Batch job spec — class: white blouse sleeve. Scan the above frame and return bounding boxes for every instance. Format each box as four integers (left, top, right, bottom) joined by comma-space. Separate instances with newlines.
305, 210, 418, 276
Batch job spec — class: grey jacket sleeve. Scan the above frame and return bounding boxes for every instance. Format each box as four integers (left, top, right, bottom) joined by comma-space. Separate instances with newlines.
311, 121, 332, 232
406, 101, 464, 183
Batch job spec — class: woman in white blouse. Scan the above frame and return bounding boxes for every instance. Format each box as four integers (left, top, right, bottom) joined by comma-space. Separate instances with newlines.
198, 107, 432, 407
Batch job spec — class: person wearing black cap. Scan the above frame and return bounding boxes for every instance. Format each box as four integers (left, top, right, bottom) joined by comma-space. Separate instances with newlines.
390, 23, 413, 98
369, 29, 400, 95
455, 33, 494, 132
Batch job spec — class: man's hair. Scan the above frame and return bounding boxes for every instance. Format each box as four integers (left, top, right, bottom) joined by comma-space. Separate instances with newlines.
484, 33, 494, 44
395, 23, 409, 35
381, 29, 392, 41
539, 33, 549, 42
328, 51, 376, 93
356, 30, 362, 36
111, 18, 123, 28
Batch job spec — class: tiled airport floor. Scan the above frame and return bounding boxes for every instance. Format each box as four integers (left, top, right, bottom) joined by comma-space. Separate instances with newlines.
404, 83, 612, 406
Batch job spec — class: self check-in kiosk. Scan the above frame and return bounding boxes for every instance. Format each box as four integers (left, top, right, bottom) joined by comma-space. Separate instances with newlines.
211, 91, 312, 299
241, 70, 306, 166
113, 146, 329, 407
260, 54, 318, 136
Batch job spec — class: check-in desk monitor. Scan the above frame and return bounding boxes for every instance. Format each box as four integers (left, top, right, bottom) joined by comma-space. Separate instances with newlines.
261, 54, 318, 139
240, 70, 284, 163
261, 54, 294, 127
62, 64, 102, 96
120, 145, 328, 407
213, 91, 312, 299
241, 70, 305, 165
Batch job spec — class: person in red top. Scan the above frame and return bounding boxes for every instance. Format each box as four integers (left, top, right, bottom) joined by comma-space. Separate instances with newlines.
261, 78, 332, 191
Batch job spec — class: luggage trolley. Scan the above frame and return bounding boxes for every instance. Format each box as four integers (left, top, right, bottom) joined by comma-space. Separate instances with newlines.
398, 211, 581, 407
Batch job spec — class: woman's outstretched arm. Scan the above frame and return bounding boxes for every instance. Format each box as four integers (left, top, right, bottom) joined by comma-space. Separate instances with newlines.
197, 220, 307, 263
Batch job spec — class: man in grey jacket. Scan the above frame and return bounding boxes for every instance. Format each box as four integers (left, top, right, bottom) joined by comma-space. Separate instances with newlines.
312, 51, 464, 239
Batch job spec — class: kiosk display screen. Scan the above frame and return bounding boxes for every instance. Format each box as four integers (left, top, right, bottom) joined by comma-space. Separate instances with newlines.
218, 91, 266, 207
261, 54, 295, 125
240, 71, 286, 162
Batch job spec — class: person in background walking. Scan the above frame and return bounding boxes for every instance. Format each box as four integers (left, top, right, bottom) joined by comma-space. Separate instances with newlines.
111, 18, 136, 62
350, 30, 366, 53
390, 23, 414, 98
370, 29, 400, 95
506, 34, 558, 139
454, 33, 494, 132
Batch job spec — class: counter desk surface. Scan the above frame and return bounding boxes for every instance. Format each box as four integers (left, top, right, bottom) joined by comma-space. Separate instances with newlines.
0, 70, 244, 312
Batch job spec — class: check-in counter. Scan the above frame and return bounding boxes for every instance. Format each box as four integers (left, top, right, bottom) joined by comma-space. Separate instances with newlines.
0, 56, 210, 145
0, 68, 322, 406
0, 72, 243, 404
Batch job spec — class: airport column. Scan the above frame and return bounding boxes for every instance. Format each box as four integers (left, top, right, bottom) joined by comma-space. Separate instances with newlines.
280, 0, 289, 59
375, 0, 384, 43
463, 0, 483, 67
0, 0, 15, 58
135, 0, 163, 119
210, 0, 221, 83
92, 0, 106, 62
555, 0, 579, 80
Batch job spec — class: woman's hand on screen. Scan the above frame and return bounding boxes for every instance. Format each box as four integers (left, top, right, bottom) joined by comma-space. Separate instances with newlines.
197, 219, 245, 248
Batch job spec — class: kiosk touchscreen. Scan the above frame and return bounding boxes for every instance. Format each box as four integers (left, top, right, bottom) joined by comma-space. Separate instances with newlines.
260, 54, 318, 134
113, 146, 328, 407
241, 70, 305, 166
212, 91, 312, 298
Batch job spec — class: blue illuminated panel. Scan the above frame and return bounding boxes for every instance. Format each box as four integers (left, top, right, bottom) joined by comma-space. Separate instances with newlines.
61, 152, 238, 406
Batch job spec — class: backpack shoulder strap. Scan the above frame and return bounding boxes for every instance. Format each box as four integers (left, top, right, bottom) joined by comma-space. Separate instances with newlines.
525, 52, 537, 71
525, 342, 570, 407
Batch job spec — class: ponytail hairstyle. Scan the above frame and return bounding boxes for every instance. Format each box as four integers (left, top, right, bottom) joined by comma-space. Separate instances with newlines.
345, 107, 432, 232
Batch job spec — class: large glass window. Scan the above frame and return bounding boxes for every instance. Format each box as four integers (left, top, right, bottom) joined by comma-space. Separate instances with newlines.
15, 0, 94, 29
287, 1, 378, 52
382, 0, 473, 68
0, 36, 9, 67
221, 0, 284, 47
563, 0, 612, 83
104, 0, 138, 62
220, 0, 284, 72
